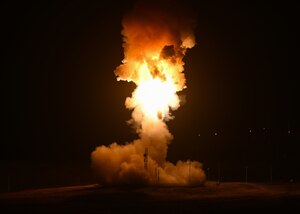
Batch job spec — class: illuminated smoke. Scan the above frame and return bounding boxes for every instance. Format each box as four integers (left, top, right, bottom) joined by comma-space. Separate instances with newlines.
91, 1, 205, 186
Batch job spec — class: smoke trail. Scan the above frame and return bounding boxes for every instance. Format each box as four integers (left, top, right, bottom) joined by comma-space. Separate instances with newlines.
91, 1, 205, 186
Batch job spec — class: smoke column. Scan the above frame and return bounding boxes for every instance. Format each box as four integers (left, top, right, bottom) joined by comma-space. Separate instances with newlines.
91, 1, 206, 186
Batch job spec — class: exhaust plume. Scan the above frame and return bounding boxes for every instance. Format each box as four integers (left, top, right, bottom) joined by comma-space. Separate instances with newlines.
91, 1, 205, 186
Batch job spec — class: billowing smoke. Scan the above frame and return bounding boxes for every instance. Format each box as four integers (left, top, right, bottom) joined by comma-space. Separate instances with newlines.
91, 1, 206, 186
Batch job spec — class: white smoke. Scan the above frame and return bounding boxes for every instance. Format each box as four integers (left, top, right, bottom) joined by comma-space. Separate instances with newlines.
91, 1, 206, 186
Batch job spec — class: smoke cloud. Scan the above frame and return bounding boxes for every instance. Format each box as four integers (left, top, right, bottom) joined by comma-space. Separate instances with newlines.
91, 1, 206, 186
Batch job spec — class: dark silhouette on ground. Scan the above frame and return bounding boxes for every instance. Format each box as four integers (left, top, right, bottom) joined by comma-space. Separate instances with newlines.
1, 182, 299, 213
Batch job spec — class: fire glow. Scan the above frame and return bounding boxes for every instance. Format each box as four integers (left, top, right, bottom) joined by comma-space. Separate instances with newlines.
131, 78, 178, 120
91, 2, 205, 186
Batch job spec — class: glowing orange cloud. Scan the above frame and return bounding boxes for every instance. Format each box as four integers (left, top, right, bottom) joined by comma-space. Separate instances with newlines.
91, 1, 205, 186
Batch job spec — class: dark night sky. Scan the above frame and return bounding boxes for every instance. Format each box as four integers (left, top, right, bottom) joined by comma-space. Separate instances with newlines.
2, 1, 299, 180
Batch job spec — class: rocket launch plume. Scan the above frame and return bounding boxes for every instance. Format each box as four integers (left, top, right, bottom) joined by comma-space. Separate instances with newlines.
91, 1, 206, 186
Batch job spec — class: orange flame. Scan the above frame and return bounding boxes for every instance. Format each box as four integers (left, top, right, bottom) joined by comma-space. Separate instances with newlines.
91, 2, 206, 186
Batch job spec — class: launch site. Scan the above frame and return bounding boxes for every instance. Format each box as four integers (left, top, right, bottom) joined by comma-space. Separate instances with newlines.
1, 0, 299, 213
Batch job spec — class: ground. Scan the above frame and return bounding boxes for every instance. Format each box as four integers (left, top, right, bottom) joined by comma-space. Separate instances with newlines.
0, 182, 299, 213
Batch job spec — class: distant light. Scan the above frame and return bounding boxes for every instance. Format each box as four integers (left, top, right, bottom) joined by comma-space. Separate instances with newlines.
288, 130, 291, 134
214, 132, 218, 136
263, 128, 266, 130
249, 129, 252, 133
198, 133, 201, 137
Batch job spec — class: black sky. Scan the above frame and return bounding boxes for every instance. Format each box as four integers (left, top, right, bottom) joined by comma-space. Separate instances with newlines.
2, 1, 299, 180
